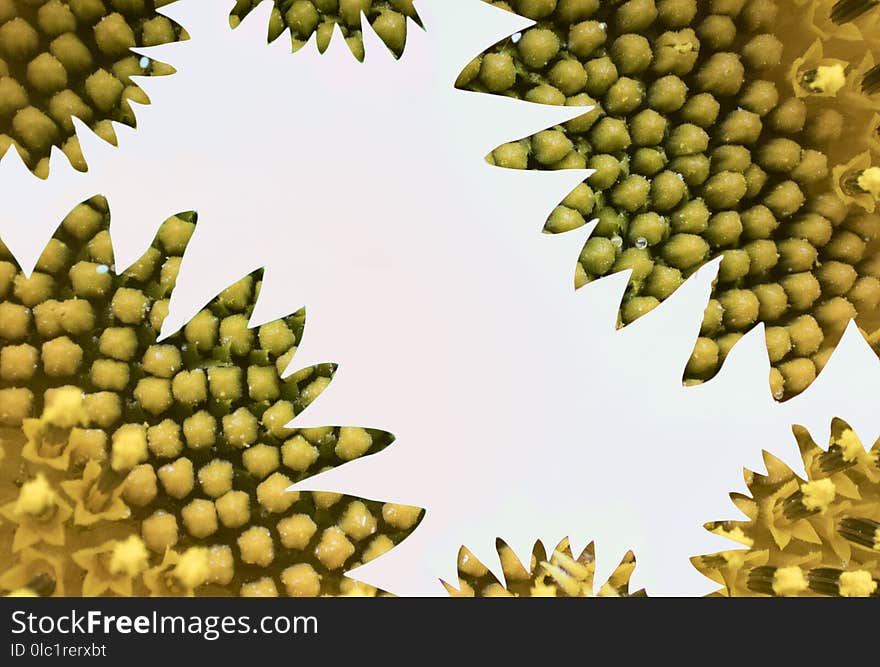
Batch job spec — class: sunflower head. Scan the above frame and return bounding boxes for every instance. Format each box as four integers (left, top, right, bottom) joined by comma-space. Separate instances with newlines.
696, 418, 880, 597
444, 537, 645, 597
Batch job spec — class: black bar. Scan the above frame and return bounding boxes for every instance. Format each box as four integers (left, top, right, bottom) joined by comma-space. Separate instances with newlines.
1, 597, 876, 661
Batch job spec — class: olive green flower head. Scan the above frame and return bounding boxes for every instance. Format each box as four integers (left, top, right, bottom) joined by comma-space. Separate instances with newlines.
230, 0, 421, 60
463, 0, 880, 400
697, 419, 880, 597
444, 537, 644, 597
0, 0, 185, 175
0, 204, 421, 596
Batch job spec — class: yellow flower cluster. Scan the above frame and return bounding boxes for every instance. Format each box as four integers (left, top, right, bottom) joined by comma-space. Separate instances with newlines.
0, 204, 422, 597
444, 538, 643, 597
697, 419, 880, 597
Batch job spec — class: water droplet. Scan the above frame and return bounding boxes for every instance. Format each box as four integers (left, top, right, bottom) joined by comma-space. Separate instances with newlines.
139, 56, 151, 69
635, 237, 648, 250
610, 235, 623, 248
773, 389, 784, 400
96, 264, 110, 274
510, 32, 521, 43
598, 22, 607, 30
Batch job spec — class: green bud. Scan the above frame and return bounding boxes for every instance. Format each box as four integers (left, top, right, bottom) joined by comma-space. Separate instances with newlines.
710, 145, 751, 174
564, 94, 602, 133
778, 358, 816, 396
700, 298, 724, 335
671, 198, 710, 233
719, 288, 760, 330
814, 297, 857, 335
650, 170, 687, 211
616, 0, 659, 33
763, 180, 805, 219
651, 28, 700, 75
580, 236, 617, 276
740, 209, 779, 239
479, 53, 516, 93
716, 109, 762, 144
587, 155, 622, 189
718, 249, 750, 283
669, 154, 710, 186
777, 238, 817, 273
686, 337, 720, 378
648, 74, 688, 112
756, 138, 802, 174
583, 57, 619, 96
738, 79, 779, 117
549, 59, 588, 96
546, 206, 586, 233
627, 212, 668, 246
518, 27, 560, 69
526, 84, 567, 106
532, 130, 574, 166
768, 97, 807, 135
610, 33, 653, 75
662, 233, 708, 269
603, 77, 644, 116
568, 20, 607, 59
744, 239, 779, 277
610, 174, 650, 212
695, 52, 744, 97
590, 117, 631, 153
704, 211, 742, 247
696, 14, 736, 50
644, 264, 684, 299
781, 272, 822, 311
614, 248, 655, 285
789, 150, 828, 184
657, 0, 698, 27
702, 171, 748, 210
753, 283, 788, 321
593, 206, 626, 237
622, 295, 660, 323
741, 33, 783, 70
764, 327, 791, 363
631, 147, 666, 176
823, 231, 866, 265
679, 92, 720, 128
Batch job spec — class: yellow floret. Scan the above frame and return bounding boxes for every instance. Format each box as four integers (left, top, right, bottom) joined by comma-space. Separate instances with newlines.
807, 64, 846, 96
335, 426, 372, 461
382, 503, 422, 530
173, 547, 210, 591
240, 578, 278, 597
215, 490, 250, 529
180, 499, 218, 539
837, 429, 865, 462
314, 526, 355, 570
281, 564, 321, 597
772, 566, 808, 596
800, 478, 835, 512
141, 511, 179, 553
277, 514, 317, 550
838, 570, 877, 597
256, 472, 297, 513
338, 501, 377, 541
15, 474, 56, 517
108, 536, 149, 577
857, 167, 880, 200
110, 423, 148, 472
238, 526, 274, 567
42, 385, 86, 428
